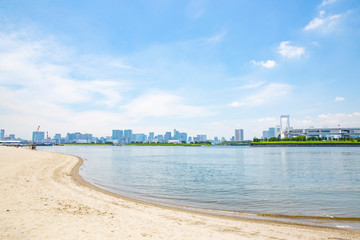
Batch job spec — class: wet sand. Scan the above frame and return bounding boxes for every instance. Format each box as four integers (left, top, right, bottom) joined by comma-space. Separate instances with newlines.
1, 146, 359, 239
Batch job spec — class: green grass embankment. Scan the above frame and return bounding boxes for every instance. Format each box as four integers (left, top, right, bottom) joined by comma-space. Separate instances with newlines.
216, 141, 251, 146
63, 143, 110, 145
250, 141, 360, 147
62, 142, 213, 146
253, 140, 358, 144
127, 142, 212, 147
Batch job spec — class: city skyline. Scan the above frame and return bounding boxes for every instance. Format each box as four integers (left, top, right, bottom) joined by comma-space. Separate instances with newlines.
0, 127, 232, 143
1, 0, 360, 139
2, 124, 360, 143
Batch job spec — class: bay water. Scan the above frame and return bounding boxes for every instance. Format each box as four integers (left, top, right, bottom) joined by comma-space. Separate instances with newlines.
39, 145, 360, 228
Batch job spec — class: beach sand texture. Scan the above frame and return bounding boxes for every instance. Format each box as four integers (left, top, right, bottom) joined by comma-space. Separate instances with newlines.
1, 146, 359, 240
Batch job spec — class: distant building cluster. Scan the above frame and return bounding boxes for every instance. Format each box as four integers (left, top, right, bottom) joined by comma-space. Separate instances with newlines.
285, 128, 360, 139
1, 127, 247, 145
4, 117, 360, 145
110, 129, 246, 144
32, 131, 45, 143
29, 131, 95, 144
261, 115, 360, 139
111, 129, 196, 144
0, 129, 18, 141
0, 129, 4, 140
65, 132, 93, 144
262, 127, 278, 139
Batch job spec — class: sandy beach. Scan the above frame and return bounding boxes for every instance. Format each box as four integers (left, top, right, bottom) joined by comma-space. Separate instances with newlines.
1, 146, 359, 239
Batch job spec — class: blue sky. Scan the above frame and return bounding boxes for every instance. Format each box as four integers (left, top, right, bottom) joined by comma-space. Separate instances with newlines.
0, 0, 359, 140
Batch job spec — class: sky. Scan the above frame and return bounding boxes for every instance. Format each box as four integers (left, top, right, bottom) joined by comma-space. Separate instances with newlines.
0, 0, 359, 140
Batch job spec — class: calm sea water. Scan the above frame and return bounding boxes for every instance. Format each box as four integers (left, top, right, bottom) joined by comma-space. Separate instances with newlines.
39, 145, 360, 228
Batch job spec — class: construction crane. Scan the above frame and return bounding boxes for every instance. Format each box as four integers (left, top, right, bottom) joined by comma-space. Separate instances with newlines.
31, 126, 40, 150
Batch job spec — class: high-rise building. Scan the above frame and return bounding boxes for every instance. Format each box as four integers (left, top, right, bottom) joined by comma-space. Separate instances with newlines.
0, 129, 4, 140
53, 134, 61, 144
180, 132, 187, 143
9, 134, 15, 140
235, 129, 244, 141
173, 129, 180, 140
197, 135, 207, 142
112, 130, 124, 143
124, 129, 133, 144
65, 132, 92, 143
156, 135, 164, 143
148, 132, 154, 141
66, 133, 75, 143
53, 134, 61, 139
268, 127, 276, 138
172, 129, 188, 142
165, 132, 171, 142
32, 131, 45, 143
262, 127, 277, 139
262, 130, 269, 139
133, 133, 146, 142
75, 132, 92, 142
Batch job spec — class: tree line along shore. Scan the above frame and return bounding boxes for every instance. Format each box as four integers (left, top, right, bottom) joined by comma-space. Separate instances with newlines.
63, 141, 213, 146
249, 135, 360, 147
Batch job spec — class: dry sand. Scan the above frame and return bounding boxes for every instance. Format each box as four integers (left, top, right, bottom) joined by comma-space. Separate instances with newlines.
1, 146, 359, 240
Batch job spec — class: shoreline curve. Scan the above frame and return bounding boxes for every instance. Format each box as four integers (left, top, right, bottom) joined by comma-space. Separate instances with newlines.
68, 151, 359, 228
2, 146, 360, 239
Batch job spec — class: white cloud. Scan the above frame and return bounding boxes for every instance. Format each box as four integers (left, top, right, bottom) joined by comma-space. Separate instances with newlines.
230, 83, 292, 107
335, 96, 345, 102
304, 12, 342, 32
0, 31, 131, 108
256, 117, 279, 133
316, 112, 360, 127
121, 90, 214, 119
235, 81, 265, 90
321, 0, 337, 7
230, 101, 244, 107
278, 41, 305, 58
201, 30, 227, 45
304, 17, 325, 30
0, 29, 221, 138
258, 117, 277, 122
250, 60, 277, 69
0, 29, 138, 138
186, 0, 207, 19
285, 112, 360, 129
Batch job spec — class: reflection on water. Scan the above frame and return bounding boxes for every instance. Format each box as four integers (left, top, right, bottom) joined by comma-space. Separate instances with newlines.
40, 145, 360, 228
